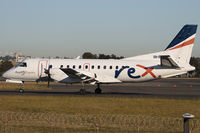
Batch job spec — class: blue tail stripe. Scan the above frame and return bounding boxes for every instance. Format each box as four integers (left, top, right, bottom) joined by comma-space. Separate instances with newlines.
165, 25, 197, 50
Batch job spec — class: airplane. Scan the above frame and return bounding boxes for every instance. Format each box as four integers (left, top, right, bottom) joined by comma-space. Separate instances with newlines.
2, 24, 198, 94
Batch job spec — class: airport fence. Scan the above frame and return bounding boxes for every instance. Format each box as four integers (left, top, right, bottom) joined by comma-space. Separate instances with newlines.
0, 111, 200, 133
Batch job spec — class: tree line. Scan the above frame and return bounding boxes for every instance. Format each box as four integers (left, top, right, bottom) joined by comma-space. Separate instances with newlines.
82, 52, 124, 59
0, 55, 15, 61
190, 57, 200, 77
0, 60, 13, 76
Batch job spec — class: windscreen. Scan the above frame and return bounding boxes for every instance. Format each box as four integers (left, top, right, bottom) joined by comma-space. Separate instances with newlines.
16, 62, 27, 67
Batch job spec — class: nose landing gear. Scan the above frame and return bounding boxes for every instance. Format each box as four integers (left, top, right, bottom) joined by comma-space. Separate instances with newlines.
19, 81, 24, 93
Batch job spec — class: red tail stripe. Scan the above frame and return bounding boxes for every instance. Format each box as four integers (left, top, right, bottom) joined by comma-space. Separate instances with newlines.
168, 38, 195, 50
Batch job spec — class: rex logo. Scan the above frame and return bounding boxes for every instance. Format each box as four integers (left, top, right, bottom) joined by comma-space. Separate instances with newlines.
115, 64, 156, 79
136, 64, 156, 78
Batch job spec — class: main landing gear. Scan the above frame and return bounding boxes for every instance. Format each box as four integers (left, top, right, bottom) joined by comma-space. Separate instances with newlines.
80, 82, 86, 95
95, 84, 102, 94
80, 88, 86, 95
19, 81, 25, 93
79, 83, 102, 94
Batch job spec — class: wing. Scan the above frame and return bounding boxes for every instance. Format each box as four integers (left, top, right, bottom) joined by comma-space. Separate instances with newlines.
60, 68, 121, 84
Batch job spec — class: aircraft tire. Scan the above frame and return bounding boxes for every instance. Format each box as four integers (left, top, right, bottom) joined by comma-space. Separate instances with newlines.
80, 89, 85, 95
95, 88, 102, 94
19, 89, 24, 93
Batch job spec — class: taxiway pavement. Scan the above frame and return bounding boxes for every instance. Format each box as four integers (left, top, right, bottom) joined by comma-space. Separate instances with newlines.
0, 78, 200, 99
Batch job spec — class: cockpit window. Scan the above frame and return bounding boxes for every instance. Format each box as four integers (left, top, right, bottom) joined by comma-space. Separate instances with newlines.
16, 62, 27, 67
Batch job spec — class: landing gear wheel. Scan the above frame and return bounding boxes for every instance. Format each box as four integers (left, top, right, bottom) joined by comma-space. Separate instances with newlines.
95, 88, 102, 94
19, 88, 24, 93
80, 89, 86, 95
19, 81, 24, 93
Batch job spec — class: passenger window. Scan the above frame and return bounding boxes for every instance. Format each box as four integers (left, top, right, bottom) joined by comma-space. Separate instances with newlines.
98, 65, 100, 69
116, 66, 118, 69
85, 65, 88, 69
110, 66, 112, 69
67, 65, 70, 68
104, 66, 106, 69
79, 65, 82, 69
91, 65, 94, 69
73, 65, 76, 69
60, 65, 63, 68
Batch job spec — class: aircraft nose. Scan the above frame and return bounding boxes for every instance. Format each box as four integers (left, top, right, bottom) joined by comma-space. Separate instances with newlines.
2, 71, 9, 79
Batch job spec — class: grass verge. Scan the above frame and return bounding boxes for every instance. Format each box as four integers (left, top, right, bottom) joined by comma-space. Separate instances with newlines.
0, 95, 199, 117
0, 96, 200, 132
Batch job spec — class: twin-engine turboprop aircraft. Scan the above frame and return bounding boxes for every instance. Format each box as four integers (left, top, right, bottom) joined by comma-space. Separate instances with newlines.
2, 24, 198, 94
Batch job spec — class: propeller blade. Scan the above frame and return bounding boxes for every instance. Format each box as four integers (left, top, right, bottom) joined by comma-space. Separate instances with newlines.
44, 68, 49, 74
46, 65, 52, 87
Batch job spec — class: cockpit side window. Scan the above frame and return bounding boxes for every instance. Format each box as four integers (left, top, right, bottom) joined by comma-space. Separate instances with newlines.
16, 62, 27, 67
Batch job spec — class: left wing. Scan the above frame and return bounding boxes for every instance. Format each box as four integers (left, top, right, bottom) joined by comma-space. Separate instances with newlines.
60, 68, 121, 84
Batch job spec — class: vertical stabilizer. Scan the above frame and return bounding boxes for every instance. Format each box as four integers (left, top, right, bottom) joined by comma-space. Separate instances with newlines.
165, 25, 197, 67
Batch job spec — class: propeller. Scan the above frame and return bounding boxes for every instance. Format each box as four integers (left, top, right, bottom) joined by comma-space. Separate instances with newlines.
44, 65, 52, 87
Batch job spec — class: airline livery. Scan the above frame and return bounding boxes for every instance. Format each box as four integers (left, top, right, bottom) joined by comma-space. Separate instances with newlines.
2, 24, 198, 94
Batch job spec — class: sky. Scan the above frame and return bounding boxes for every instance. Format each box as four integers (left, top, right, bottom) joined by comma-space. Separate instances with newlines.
0, 0, 200, 58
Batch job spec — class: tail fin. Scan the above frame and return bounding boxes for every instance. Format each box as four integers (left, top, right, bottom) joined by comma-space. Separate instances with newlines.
165, 24, 197, 67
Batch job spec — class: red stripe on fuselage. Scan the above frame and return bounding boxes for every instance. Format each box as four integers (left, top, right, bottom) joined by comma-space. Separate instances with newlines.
168, 38, 195, 50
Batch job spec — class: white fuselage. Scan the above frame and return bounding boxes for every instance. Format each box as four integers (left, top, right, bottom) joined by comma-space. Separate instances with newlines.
3, 57, 190, 84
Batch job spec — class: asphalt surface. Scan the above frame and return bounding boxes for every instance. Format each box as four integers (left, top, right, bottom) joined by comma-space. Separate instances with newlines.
0, 78, 200, 99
